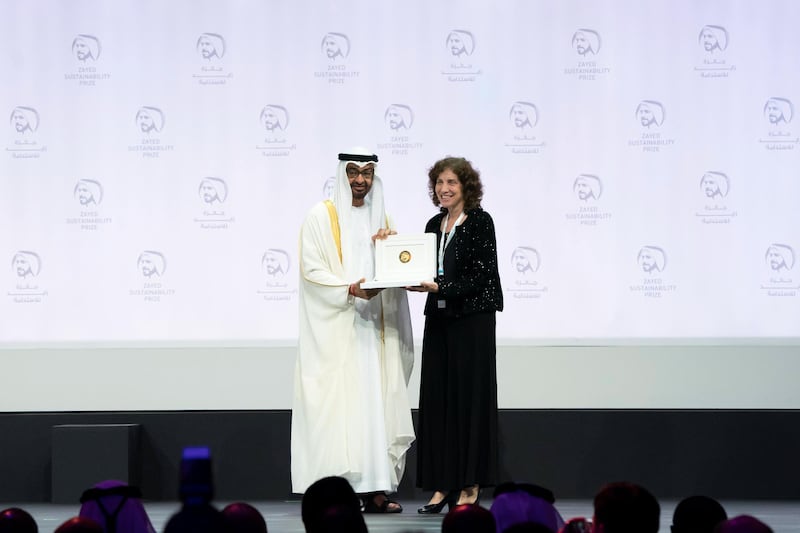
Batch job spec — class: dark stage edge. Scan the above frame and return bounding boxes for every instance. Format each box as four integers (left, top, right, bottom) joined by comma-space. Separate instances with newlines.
3, 409, 800, 502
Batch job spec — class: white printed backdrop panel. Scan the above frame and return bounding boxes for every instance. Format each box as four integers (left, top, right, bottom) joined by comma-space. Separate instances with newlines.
1, 0, 798, 345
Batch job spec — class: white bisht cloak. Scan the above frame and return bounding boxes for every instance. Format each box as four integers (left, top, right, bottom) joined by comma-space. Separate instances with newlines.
291, 153, 415, 494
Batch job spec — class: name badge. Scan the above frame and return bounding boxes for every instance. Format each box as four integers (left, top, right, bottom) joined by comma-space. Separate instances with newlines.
437, 300, 446, 309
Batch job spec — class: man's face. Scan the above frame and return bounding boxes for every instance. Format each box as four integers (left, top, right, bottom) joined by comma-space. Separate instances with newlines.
639, 252, 657, 273
448, 34, 465, 56
768, 249, 786, 271
701, 30, 718, 52
12, 111, 29, 133
14, 257, 31, 277
140, 257, 157, 277
346, 163, 375, 201
201, 183, 219, 203
324, 38, 340, 59
74, 40, 90, 60
387, 109, 404, 130
263, 254, 281, 275
77, 185, 94, 205
575, 180, 593, 200
638, 106, 654, 127
138, 112, 155, 133
199, 38, 216, 59
767, 102, 783, 124
512, 252, 531, 273
262, 109, 279, 131
701, 176, 720, 198
574, 33, 589, 55
512, 106, 529, 128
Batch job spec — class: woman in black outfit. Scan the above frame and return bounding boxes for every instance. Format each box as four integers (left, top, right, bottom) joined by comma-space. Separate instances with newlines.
409, 157, 503, 513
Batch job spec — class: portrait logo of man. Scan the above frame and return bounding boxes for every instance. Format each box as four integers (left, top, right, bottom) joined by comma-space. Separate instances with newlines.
698, 25, 728, 53
764, 97, 794, 126
509, 101, 538, 130
637, 246, 666, 274
72, 34, 101, 62
198, 177, 228, 205
384, 104, 414, 131
572, 29, 600, 56
12, 251, 41, 279
322, 176, 335, 199
765, 244, 795, 273
635, 101, 665, 128
74, 179, 103, 206
511, 246, 540, 275
700, 171, 729, 199
321, 32, 350, 61
196, 33, 225, 61
10, 106, 39, 134
259, 105, 289, 132
446, 30, 475, 57
135, 107, 165, 134
262, 249, 290, 278
137, 251, 166, 278
573, 174, 602, 201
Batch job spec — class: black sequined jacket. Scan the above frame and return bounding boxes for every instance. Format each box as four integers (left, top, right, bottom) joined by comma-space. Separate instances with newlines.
423, 207, 504, 317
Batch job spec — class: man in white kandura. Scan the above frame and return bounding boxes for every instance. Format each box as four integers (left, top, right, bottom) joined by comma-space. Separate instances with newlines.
291, 147, 415, 513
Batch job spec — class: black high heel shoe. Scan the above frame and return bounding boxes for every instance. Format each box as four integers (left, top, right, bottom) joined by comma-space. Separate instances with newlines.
417, 490, 457, 514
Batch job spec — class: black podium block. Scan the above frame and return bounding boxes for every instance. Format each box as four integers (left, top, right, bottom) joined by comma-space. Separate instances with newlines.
51, 424, 141, 504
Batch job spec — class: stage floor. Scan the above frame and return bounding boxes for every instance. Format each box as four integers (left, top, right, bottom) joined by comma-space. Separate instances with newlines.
8, 499, 800, 533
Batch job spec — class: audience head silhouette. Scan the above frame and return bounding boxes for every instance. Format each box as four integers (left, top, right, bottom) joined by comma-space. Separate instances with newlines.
593, 482, 660, 533
79, 480, 155, 533
443, 504, 496, 533
300, 476, 362, 533
54, 517, 104, 533
714, 515, 772, 533
222, 503, 267, 533
0, 507, 38, 533
491, 483, 564, 533
671, 495, 727, 533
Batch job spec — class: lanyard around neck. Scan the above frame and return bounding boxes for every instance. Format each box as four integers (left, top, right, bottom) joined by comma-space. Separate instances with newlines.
438, 212, 464, 276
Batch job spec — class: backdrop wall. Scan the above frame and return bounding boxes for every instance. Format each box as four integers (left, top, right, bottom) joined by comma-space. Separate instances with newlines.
2, 0, 799, 412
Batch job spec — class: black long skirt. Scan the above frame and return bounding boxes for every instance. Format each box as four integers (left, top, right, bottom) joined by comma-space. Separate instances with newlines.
416, 311, 498, 491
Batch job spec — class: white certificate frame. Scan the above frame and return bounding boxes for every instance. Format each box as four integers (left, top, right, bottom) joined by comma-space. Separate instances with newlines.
361, 233, 436, 289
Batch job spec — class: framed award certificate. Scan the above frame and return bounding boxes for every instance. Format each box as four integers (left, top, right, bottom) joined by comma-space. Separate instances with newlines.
360, 233, 436, 289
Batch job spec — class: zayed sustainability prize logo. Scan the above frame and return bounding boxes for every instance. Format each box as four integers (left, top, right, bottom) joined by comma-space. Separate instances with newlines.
257, 249, 296, 301
507, 246, 548, 299
504, 101, 545, 154
565, 174, 611, 226
630, 246, 676, 298
377, 104, 422, 156
759, 97, 798, 151
628, 100, 675, 153
66, 178, 112, 231
441, 29, 482, 82
564, 28, 609, 80
129, 251, 174, 302
256, 104, 296, 157
194, 177, 235, 229
129, 106, 174, 158
7, 106, 46, 159
694, 25, 735, 78
193, 33, 232, 85
8, 251, 48, 303
315, 32, 359, 84
65, 34, 110, 86
695, 171, 736, 225
760, 243, 798, 297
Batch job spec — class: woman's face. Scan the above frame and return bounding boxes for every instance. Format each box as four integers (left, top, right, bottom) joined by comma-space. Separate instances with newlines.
435, 168, 464, 213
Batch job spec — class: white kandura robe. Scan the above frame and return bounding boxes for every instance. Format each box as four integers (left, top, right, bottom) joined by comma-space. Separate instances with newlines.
291, 201, 415, 494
